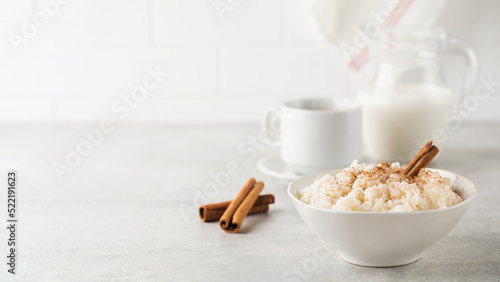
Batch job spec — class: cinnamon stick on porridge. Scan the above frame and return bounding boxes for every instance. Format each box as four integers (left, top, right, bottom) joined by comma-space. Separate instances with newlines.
404, 141, 440, 178
199, 194, 275, 222
219, 178, 265, 233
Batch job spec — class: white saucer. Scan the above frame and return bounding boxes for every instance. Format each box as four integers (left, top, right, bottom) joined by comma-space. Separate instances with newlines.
257, 154, 306, 180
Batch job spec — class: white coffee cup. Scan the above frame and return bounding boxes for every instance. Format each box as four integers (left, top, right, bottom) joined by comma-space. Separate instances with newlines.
263, 98, 362, 174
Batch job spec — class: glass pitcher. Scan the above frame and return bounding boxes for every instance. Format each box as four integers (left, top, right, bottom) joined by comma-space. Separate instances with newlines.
357, 27, 477, 162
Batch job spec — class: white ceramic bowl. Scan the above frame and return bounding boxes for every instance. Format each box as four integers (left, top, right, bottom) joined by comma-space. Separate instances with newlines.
288, 169, 477, 267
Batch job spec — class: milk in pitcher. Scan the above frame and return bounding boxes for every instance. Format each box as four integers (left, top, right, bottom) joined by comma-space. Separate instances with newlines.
357, 28, 477, 162
360, 84, 453, 162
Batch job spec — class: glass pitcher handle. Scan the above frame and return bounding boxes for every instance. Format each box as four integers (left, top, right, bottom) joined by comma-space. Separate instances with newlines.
445, 39, 478, 111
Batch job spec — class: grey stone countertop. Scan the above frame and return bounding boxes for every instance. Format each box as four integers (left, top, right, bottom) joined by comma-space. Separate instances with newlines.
0, 122, 499, 281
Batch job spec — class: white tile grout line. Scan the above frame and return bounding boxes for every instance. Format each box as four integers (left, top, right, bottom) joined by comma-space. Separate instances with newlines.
51, 96, 57, 123
281, 0, 287, 45
215, 47, 222, 97
151, 92, 159, 124
149, 0, 158, 47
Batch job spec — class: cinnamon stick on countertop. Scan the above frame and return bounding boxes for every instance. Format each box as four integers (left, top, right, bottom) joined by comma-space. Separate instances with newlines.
219, 178, 265, 233
199, 194, 275, 222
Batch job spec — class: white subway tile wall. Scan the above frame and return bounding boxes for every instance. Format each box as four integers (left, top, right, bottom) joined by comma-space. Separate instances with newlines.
155, 0, 283, 44
0, 0, 498, 123
0, 0, 33, 24
221, 46, 347, 96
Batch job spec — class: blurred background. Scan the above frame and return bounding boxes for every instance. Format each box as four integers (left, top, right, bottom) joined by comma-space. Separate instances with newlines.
0, 0, 499, 124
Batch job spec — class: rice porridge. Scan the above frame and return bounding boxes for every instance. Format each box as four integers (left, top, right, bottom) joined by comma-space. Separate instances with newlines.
297, 161, 462, 212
